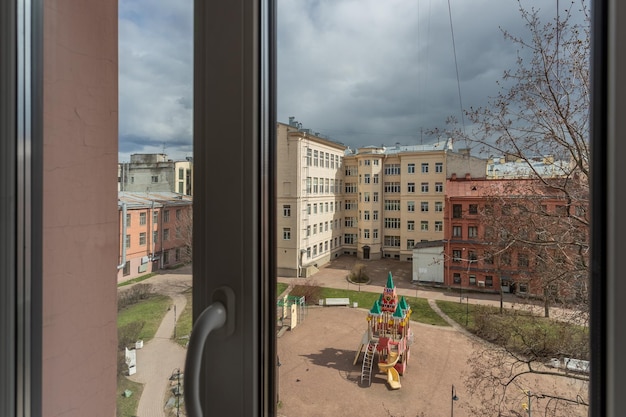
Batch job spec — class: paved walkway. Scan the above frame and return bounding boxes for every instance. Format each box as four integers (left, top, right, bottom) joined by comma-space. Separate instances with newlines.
123, 267, 192, 417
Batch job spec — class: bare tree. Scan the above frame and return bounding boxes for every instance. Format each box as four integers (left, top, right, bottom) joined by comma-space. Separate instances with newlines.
439, 2, 591, 414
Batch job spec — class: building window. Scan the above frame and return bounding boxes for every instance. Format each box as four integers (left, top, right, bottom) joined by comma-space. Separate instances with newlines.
176, 248, 181, 262
283, 205, 291, 217
324, 202, 328, 212
421, 182, 429, 192
373, 192, 379, 202
325, 178, 329, 193
313, 150, 319, 166
468, 226, 478, 238
325, 221, 329, 231
518, 253, 529, 267
469, 274, 477, 285
345, 200, 356, 210
313, 245, 318, 256
408, 163, 415, 173
435, 162, 443, 173
469, 251, 478, 263
125, 234, 131, 248
123, 261, 130, 276
345, 183, 357, 193
452, 204, 462, 218
435, 221, 443, 232
407, 182, 416, 193
364, 174, 371, 183
435, 182, 443, 192
306, 148, 312, 166
176, 209, 182, 220
344, 234, 356, 244
383, 182, 401, 193
140, 212, 147, 225
151, 175, 158, 183
373, 174, 379, 184
164, 229, 170, 241
153, 231, 158, 244
373, 229, 379, 239
325, 153, 330, 167
345, 166, 357, 176
179, 168, 184, 180
501, 252, 511, 266
345, 217, 355, 227
518, 283, 529, 293
139, 232, 147, 246
364, 192, 370, 202
484, 252, 494, 264
306, 204, 311, 215
164, 210, 170, 222
153, 211, 158, 224
384, 200, 401, 211
421, 163, 429, 173
313, 178, 319, 193
407, 239, 415, 249
485, 276, 494, 287
364, 229, 370, 239
384, 218, 401, 229
373, 210, 379, 220
383, 235, 401, 247
452, 250, 462, 262
453, 225, 462, 237
313, 224, 317, 234
420, 221, 428, 231
126, 213, 131, 227
420, 201, 429, 212
283, 228, 291, 240
469, 204, 478, 214
384, 164, 401, 175
364, 211, 370, 220
435, 201, 443, 212
453, 273, 461, 284
364, 159, 371, 166
306, 225, 311, 237
407, 201, 415, 212
407, 220, 415, 231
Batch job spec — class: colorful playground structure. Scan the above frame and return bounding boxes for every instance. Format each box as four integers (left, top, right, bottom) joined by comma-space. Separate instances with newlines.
353, 272, 413, 389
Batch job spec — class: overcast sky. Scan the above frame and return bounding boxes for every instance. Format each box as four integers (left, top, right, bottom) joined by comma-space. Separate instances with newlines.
118, 0, 567, 162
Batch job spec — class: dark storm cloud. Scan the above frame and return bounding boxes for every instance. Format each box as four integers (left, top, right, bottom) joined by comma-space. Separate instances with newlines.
118, 0, 573, 159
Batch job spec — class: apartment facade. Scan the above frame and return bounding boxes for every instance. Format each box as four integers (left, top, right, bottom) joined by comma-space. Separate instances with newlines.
443, 177, 579, 296
117, 192, 193, 282
276, 120, 347, 277
118, 153, 193, 195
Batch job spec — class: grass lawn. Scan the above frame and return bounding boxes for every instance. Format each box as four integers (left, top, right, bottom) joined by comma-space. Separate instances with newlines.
290, 286, 450, 327
118, 294, 171, 343
277, 282, 289, 297
174, 289, 193, 347
116, 376, 143, 417
436, 299, 481, 329
117, 272, 158, 287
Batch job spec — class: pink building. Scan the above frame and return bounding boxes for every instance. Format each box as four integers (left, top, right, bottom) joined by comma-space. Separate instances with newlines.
117, 192, 192, 282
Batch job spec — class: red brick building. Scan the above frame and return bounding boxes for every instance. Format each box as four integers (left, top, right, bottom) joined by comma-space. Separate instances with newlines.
444, 176, 579, 296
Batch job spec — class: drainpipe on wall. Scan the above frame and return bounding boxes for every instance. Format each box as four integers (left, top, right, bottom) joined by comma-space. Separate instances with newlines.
117, 202, 127, 269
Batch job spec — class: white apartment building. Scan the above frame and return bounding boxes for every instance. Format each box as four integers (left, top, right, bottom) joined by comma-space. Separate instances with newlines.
276, 119, 347, 277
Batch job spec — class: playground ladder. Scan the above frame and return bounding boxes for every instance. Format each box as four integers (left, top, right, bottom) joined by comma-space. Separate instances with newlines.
360, 341, 378, 386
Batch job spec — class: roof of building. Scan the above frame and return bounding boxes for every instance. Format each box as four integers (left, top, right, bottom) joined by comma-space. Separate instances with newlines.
118, 191, 192, 209
486, 156, 571, 178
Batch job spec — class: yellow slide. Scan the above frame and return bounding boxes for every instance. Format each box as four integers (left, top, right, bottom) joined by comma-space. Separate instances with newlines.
377, 351, 399, 372
386, 367, 401, 390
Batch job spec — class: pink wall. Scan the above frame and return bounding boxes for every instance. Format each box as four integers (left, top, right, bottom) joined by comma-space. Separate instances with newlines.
42, 1, 118, 415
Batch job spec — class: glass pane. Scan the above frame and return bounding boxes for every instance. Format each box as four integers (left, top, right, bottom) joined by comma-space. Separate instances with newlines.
117, 1, 193, 416
277, 1, 590, 416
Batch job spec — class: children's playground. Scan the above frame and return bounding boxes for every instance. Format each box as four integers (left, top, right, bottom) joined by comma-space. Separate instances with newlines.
276, 267, 588, 417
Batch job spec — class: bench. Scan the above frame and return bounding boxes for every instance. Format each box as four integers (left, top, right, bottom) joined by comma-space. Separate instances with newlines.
324, 297, 350, 306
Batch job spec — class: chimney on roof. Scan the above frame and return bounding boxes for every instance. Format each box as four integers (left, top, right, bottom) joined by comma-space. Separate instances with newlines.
459, 148, 470, 156
465, 173, 471, 180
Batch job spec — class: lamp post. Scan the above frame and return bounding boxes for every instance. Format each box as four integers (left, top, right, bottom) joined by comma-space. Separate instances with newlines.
451, 384, 459, 417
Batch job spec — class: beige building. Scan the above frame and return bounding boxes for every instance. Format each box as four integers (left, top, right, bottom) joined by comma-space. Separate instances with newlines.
277, 119, 488, 274
276, 119, 348, 277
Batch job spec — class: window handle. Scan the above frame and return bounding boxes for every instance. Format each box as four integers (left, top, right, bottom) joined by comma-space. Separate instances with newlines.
184, 285, 234, 417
